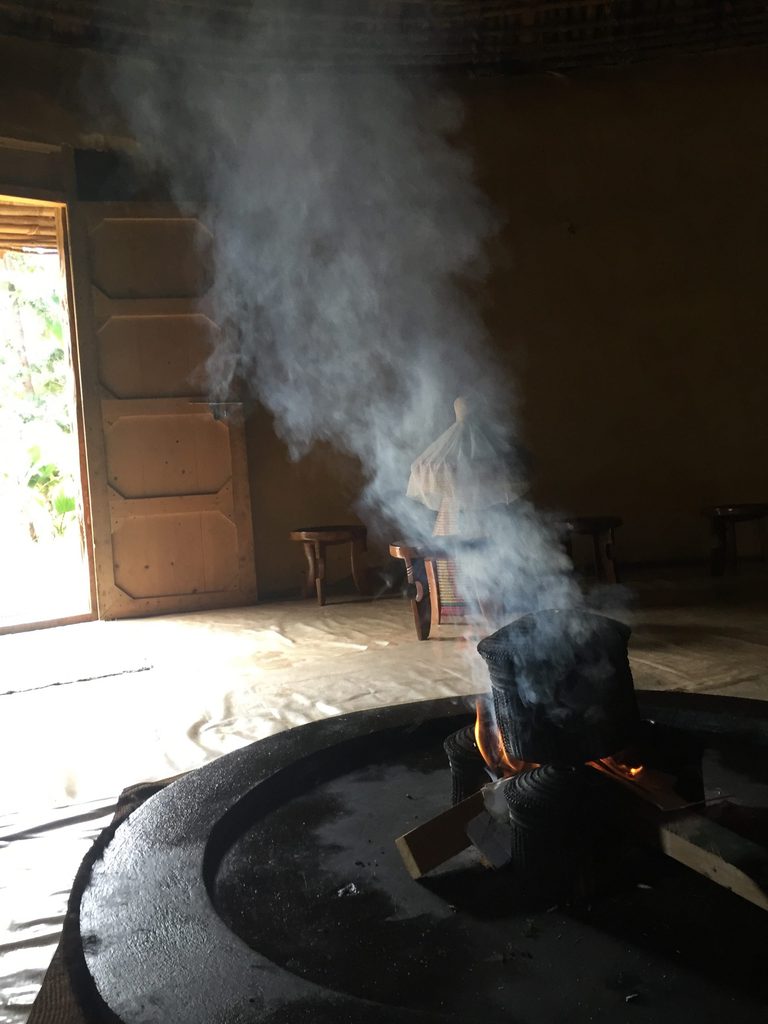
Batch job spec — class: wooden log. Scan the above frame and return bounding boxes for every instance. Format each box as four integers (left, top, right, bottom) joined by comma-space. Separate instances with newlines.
396, 773, 768, 913
629, 805, 768, 913
395, 791, 483, 879
593, 765, 768, 911
588, 760, 705, 812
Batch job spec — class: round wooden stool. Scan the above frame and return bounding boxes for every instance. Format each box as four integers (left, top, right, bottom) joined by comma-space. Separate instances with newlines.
705, 504, 768, 576
290, 525, 369, 606
561, 515, 623, 584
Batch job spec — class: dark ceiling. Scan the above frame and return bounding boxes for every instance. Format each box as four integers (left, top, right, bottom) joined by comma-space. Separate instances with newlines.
0, 1, 766, 72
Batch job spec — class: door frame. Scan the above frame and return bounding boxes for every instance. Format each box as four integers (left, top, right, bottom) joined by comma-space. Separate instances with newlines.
0, 149, 98, 633
1, 141, 259, 628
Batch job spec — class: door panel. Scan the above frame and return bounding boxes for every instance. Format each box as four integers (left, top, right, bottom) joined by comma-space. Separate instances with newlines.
97, 314, 216, 398
89, 217, 214, 298
67, 202, 257, 618
103, 401, 232, 498
112, 511, 239, 599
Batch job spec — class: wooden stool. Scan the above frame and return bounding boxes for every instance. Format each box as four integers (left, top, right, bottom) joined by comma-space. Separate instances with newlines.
562, 515, 622, 584
289, 525, 368, 606
705, 504, 768, 576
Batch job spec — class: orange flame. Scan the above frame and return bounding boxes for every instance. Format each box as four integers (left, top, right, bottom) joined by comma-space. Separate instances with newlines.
474, 700, 535, 777
599, 755, 645, 779
474, 699, 501, 768
474, 702, 643, 783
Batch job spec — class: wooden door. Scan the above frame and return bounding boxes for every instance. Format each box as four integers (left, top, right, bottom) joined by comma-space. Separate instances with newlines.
66, 202, 257, 618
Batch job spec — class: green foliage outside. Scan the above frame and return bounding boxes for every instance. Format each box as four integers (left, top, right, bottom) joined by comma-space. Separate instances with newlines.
0, 249, 80, 543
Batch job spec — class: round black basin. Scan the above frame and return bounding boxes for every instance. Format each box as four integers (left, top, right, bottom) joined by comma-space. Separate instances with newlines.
77, 692, 768, 1024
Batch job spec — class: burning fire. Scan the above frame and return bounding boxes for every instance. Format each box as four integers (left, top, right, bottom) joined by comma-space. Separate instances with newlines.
474, 699, 535, 777
474, 701, 644, 783
599, 754, 645, 779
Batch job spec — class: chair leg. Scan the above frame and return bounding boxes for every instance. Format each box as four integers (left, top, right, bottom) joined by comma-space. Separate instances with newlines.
425, 559, 441, 627
710, 518, 727, 576
564, 535, 574, 564
609, 528, 619, 584
759, 517, 768, 564
725, 521, 738, 574
315, 542, 326, 606
590, 529, 618, 584
302, 542, 317, 599
604, 528, 618, 584
350, 538, 369, 595
405, 556, 431, 640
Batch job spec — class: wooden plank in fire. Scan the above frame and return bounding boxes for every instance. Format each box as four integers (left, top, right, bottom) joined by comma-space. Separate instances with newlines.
395, 791, 481, 879
625, 804, 768, 913
396, 781, 768, 913
588, 760, 709, 812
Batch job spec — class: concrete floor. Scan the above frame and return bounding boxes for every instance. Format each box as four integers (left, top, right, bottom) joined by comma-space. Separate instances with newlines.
1, 567, 767, 1022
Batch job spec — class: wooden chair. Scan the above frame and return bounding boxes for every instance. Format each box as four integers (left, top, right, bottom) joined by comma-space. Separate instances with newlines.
389, 542, 440, 640
290, 525, 369, 606
705, 504, 768, 576
391, 517, 623, 640
561, 515, 622, 584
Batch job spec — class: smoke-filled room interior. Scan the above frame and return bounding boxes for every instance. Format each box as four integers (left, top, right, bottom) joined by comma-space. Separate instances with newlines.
1, 3, 768, 1023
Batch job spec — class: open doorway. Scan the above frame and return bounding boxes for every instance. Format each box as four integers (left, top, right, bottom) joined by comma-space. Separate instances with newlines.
0, 196, 93, 632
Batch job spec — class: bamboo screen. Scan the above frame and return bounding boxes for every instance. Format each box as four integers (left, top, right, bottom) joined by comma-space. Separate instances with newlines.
0, 198, 58, 256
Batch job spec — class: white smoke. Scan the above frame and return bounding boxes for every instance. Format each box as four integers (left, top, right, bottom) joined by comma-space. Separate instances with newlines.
98, 7, 583, 625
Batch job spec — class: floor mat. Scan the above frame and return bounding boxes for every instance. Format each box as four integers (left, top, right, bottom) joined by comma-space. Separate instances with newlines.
1, 622, 152, 696
1, 577, 767, 1023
